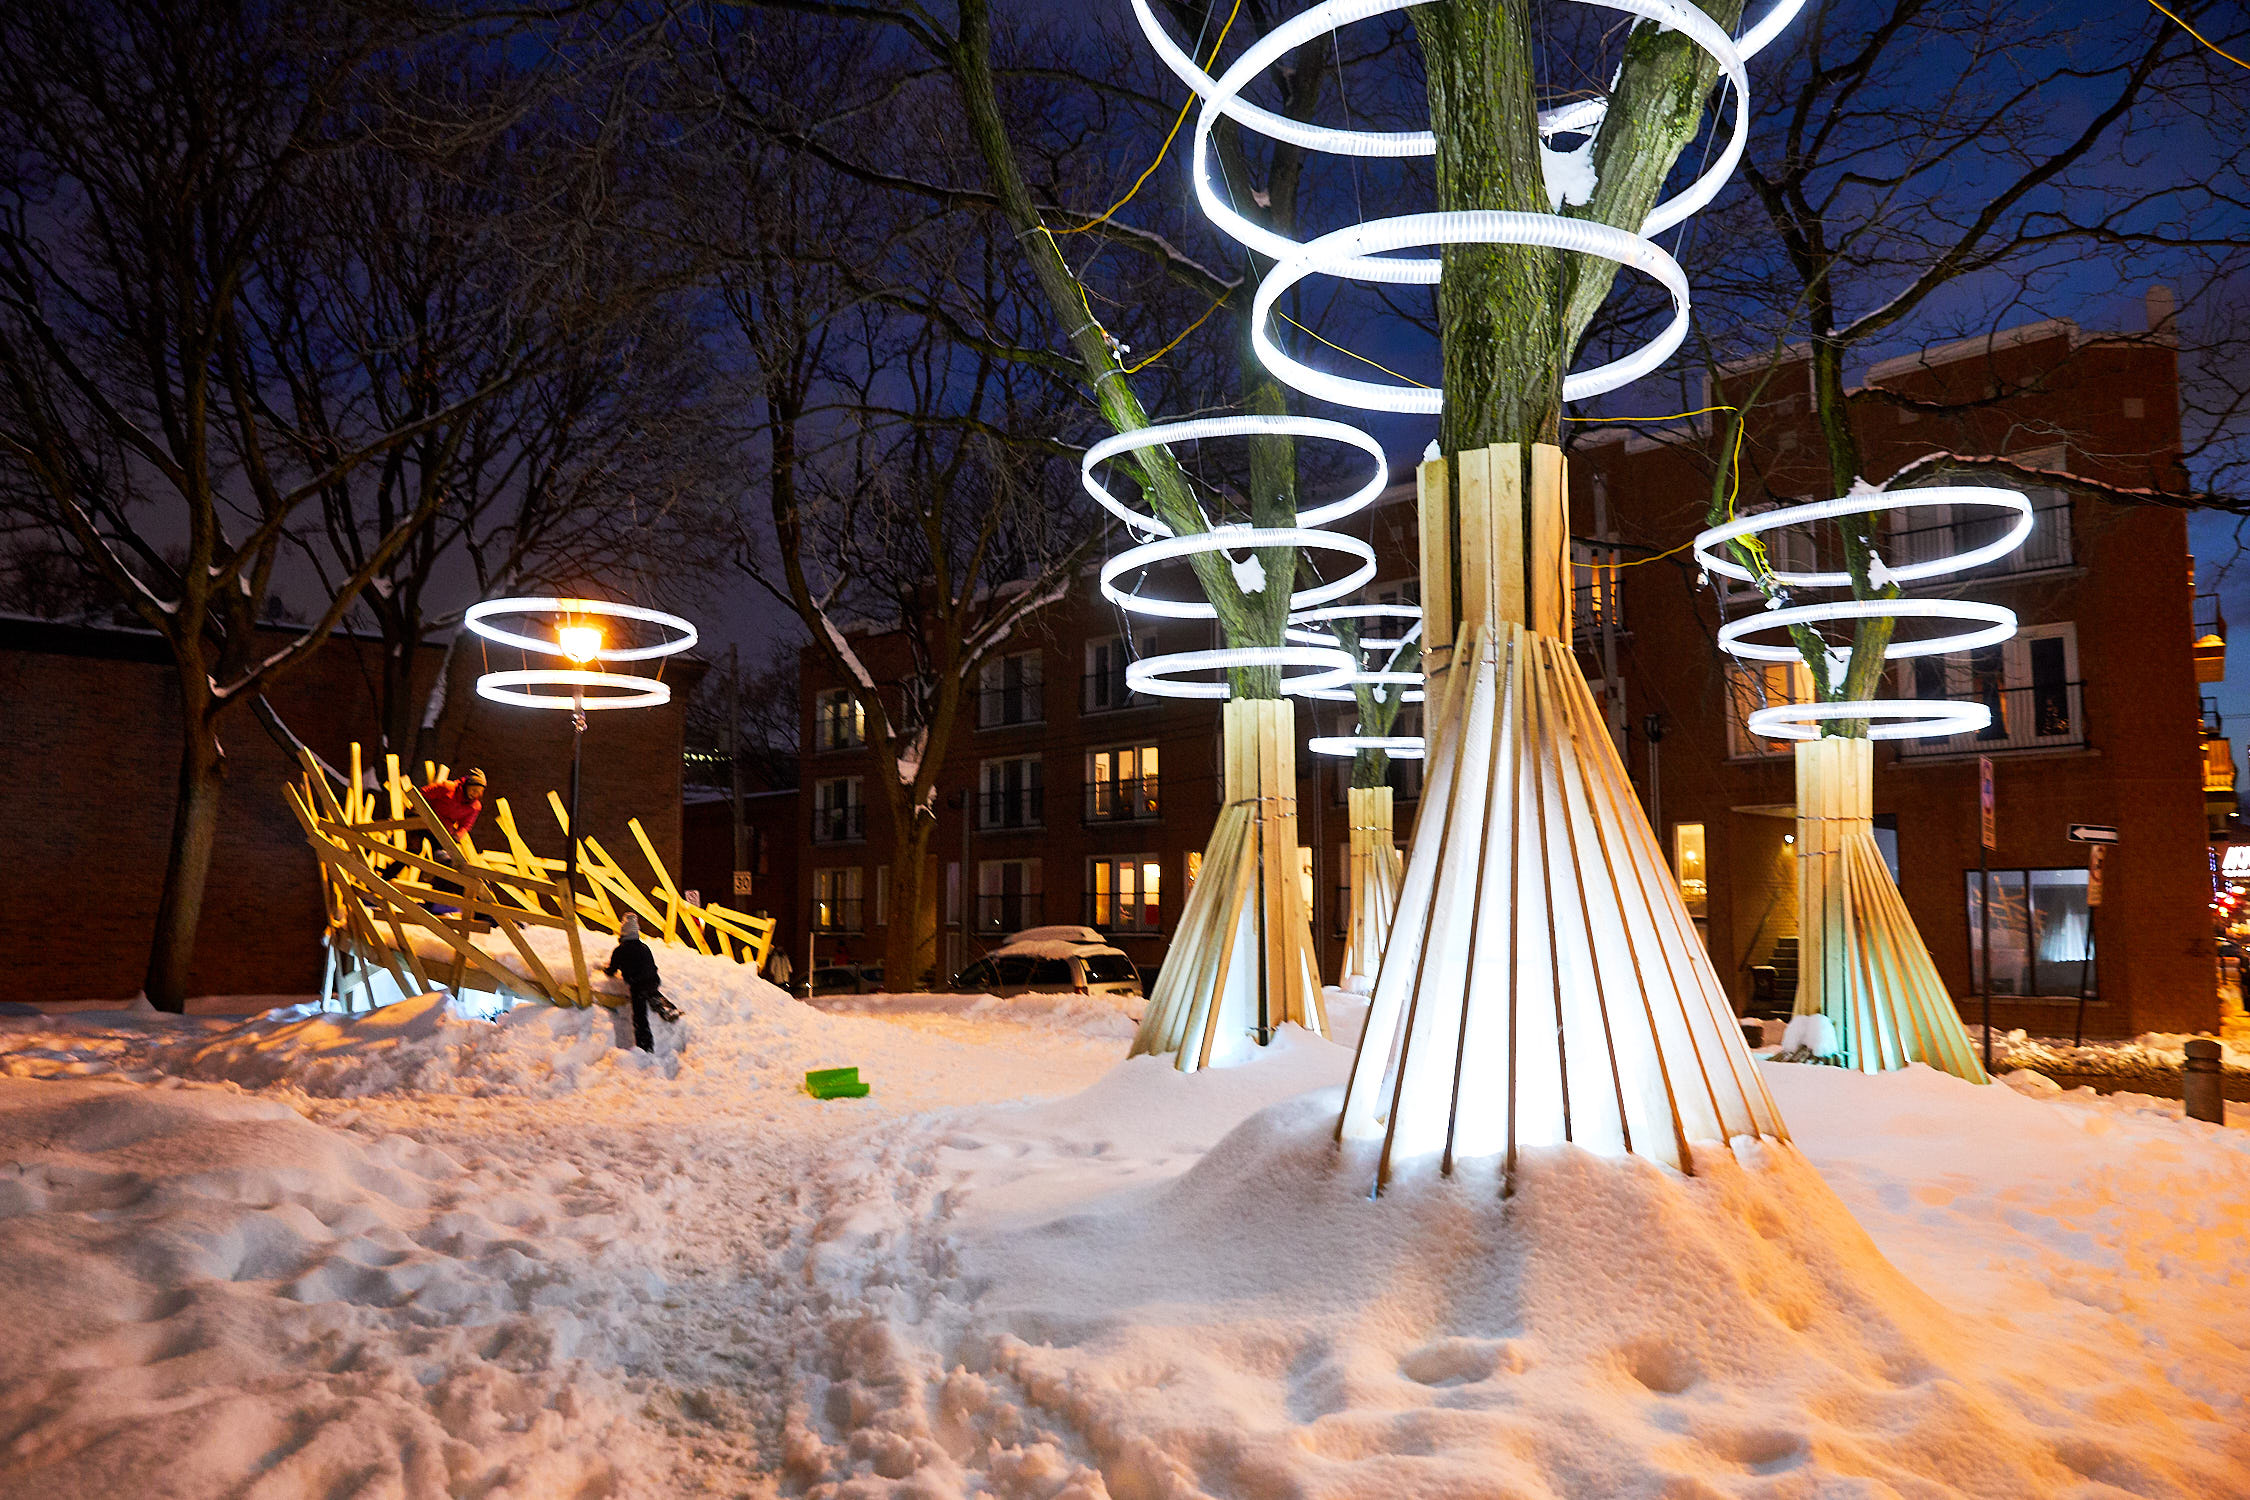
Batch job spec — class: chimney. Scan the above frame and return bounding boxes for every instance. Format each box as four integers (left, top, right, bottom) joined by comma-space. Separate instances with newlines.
2146, 284, 2178, 340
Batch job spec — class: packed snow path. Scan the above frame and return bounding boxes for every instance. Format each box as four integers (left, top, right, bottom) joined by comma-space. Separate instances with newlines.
4, 955, 2249, 1496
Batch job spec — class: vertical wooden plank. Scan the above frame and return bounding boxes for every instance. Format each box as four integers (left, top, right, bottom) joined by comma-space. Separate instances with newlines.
1456, 446, 1493, 636
1489, 444, 1527, 630
1527, 442, 1566, 639
1417, 455, 1455, 664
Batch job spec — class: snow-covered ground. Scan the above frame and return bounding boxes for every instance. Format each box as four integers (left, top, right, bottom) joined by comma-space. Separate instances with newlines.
3, 951, 2247, 1496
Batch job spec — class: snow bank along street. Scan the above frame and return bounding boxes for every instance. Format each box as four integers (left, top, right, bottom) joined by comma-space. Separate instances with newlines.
3, 950, 2248, 1496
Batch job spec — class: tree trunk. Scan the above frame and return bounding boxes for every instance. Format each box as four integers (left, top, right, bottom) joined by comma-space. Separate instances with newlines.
144, 712, 227, 1013
883, 820, 939, 990
1791, 736, 1986, 1081
1420, 0, 1564, 461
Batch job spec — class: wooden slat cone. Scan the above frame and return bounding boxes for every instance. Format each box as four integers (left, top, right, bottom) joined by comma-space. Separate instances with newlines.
1338, 444, 1790, 1191
1793, 736, 1987, 1082
1340, 785, 1402, 993
1130, 697, 1328, 1070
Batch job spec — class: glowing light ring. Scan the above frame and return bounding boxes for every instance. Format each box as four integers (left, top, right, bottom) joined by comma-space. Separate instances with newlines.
463, 596, 697, 663
1719, 598, 2018, 664
1251, 212, 1691, 412
1100, 528, 1377, 621
1693, 488, 2034, 588
1744, 701, 1992, 742
1083, 417, 1388, 536
1310, 735, 1427, 760
1284, 602, 1423, 650
1125, 645, 1355, 701
1300, 685, 1426, 704
1139, 0, 1768, 287
475, 669, 672, 711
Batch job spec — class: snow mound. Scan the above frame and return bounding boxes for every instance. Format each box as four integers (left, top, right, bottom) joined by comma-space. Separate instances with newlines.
789, 1050, 2246, 1498
0, 1079, 663, 1497
814, 989, 1142, 1039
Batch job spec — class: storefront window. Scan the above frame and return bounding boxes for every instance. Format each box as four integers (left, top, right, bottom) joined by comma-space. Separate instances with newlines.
1966, 867, 2094, 997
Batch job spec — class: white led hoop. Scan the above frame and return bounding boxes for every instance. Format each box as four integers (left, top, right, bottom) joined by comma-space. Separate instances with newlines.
1310, 735, 1427, 759
475, 669, 672, 711
1744, 701, 1992, 742
1082, 416, 1388, 535
1718, 598, 2019, 663
1100, 527, 1377, 620
1284, 603, 1424, 650
1125, 645, 1355, 701
1252, 212, 1691, 414
463, 596, 698, 663
1693, 487, 2034, 588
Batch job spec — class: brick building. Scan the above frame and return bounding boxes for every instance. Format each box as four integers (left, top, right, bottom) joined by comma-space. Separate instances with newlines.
1571, 300, 2219, 1036
793, 306, 2220, 1035
0, 618, 700, 1002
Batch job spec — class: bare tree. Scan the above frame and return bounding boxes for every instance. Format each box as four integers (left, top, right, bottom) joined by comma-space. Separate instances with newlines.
0, 2, 561, 1008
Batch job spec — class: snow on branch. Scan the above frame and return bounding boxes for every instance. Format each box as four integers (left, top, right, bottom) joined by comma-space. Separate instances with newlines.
1883, 451, 2232, 512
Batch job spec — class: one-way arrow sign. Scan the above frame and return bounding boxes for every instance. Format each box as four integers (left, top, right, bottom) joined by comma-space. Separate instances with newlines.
2067, 823, 2119, 844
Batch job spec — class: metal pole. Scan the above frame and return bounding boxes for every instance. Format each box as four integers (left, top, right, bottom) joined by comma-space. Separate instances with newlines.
1979, 845, 1992, 1074
729, 644, 746, 874
960, 779, 974, 978
567, 689, 586, 919
1643, 713, 1665, 838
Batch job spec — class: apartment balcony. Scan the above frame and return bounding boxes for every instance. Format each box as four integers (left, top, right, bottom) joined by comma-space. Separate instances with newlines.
977, 786, 1044, 832
1893, 681, 2087, 762
811, 804, 866, 843
2196, 592, 2226, 685
1085, 777, 1161, 824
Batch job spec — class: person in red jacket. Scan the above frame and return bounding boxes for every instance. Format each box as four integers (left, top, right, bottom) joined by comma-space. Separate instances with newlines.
420, 768, 486, 842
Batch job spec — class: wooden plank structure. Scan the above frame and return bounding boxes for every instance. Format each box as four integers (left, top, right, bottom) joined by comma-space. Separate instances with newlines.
1793, 736, 1987, 1081
291, 744, 774, 1012
1130, 697, 1328, 1070
1339, 785, 1402, 994
1338, 444, 1789, 1191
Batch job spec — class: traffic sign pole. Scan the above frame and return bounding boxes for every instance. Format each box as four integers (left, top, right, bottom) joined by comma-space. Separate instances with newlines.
1979, 756, 1994, 1074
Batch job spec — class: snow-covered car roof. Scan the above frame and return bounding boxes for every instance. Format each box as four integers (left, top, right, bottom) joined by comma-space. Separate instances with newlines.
988, 926, 1129, 961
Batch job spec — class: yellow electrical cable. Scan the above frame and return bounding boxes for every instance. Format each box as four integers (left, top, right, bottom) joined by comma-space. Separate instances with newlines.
2145, 0, 2248, 68
1280, 311, 1432, 387
1563, 405, 1762, 572
1066, 0, 1247, 235
1127, 294, 1226, 372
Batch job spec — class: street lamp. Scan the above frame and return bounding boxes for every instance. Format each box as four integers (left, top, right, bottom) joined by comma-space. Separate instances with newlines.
465, 596, 697, 920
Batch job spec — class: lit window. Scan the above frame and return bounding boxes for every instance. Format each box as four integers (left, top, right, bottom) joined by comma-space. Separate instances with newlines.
1674, 822, 1708, 919
1089, 856, 1162, 933
815, 688, 864, 751
1088, 744, 1160, 821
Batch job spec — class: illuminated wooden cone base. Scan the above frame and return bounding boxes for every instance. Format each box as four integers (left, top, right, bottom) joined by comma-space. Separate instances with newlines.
1338, 444, 1789, 1188
1130, 697, 1329, 1070
1793, 737, 1987, 1082
1341, 785, 1402, 994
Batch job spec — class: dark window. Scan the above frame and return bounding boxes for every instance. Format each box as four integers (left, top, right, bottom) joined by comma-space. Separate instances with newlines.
956, 959, 995, 989
1032, 958, 1073, 986
1081, 953, 1138, 984
994, 954, 1038, 986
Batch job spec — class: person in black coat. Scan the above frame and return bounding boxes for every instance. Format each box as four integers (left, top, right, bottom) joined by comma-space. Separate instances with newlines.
603, 914, 680, 1050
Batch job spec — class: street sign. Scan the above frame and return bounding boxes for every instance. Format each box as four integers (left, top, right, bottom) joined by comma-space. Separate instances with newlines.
2067, 823, 2119, 844
1978, 756, 1995, 851
733, 869, 754, 897
2087, 844, 2106, 907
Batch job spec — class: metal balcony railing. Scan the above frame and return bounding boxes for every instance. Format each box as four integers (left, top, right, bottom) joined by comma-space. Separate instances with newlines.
1889, 499, 2074, 578
978, 785, 1044, 831
973, 892, 1042, 935
811, 804, 866, 843
976, 679, 1044, 729
1085, 776, 1161, 823
1893, 681, 2087, 761
1082, 669, 1148, 714
1082, 892, 1163, 936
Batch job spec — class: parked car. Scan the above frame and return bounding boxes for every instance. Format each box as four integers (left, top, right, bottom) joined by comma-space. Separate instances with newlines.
952, 925, 1144, 1003
808, 963, 884, 996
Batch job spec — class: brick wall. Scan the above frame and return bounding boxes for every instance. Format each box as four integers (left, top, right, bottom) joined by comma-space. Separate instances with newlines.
0, 620, 697, 1003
